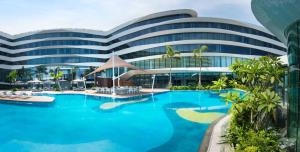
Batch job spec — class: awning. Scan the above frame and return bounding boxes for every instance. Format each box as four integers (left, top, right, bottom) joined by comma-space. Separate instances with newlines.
86, 55, 140, 76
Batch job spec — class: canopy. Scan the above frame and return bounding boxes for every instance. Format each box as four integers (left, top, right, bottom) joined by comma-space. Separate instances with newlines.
86, 55, 140, 76
27, 80, 42, 83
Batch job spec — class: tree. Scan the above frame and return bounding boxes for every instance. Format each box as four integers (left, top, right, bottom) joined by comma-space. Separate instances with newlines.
192, 45, 208, 86
71, 66, 79, 80
223, 56, 287, 151
50, 67, 64, 90
17, 66, 26, 81
162, 45, 180, 87
35, 65, 48, 81
7, 70, 17, 86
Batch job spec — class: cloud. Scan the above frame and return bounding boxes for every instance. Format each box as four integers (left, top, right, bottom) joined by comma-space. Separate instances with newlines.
0, 0, 259, 34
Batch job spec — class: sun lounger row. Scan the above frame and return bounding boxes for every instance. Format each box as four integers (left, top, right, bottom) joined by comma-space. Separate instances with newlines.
0, 91, 32, 99
96, 86, 142, 95
73, 87, 85, 91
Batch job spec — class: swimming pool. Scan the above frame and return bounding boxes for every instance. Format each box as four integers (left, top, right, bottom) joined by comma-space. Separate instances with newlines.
0, 91, 232, 152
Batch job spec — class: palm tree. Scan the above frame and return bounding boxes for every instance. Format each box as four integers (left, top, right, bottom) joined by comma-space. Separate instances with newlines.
162, 45, 180, 87
192, 45, 208, 86
35, 65, 48, 81
17, 66, 26, 81
50, 67, 64, 90
7, 70, 17, 86
71, 66, 79, 80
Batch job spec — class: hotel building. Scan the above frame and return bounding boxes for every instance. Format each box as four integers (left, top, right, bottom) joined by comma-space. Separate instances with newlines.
0, 9, 286, 88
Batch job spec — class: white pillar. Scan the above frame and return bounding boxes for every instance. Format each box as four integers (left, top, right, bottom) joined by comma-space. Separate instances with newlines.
118, 66, 120, 87
112, 52, 116, 96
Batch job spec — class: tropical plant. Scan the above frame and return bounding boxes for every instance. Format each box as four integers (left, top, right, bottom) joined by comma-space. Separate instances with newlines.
17, 66, 26, 81
35, 65, 48, 81
192, 45, 208, 86
230, 56, 285, 91
50, 67, 64, 91
235, 129, 281, 152
210, 76, 228, 92
162, 45, 180, 87
71, 66, 79, 80
223, 56, 287, 151
6, 70, 17, 85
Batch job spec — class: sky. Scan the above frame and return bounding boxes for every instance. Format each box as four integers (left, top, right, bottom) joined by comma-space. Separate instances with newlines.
0, 0, 260, 35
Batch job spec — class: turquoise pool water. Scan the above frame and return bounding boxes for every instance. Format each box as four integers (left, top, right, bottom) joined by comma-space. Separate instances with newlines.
0, 91, 232, 152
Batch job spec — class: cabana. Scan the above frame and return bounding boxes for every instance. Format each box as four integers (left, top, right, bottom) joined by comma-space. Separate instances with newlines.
43, 80, 53, 91
72, 79, 86, 91
27, 80, 42, 91
85, 54, 142, 95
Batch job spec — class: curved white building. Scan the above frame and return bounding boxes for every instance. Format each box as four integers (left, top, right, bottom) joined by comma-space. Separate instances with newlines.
0, 9, 286, 88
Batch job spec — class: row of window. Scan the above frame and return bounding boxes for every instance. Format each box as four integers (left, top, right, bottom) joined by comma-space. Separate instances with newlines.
0, 43, 280, 58
114, 32, 286, 52
0, 57, 105, 65
0, 32, 285, 52
0, 21, 279, 45
120, 44, 278, 60
130, 56, 248, 69
110, 22, 280, 44
108, 14, 192, 36
0, 14, 191, 42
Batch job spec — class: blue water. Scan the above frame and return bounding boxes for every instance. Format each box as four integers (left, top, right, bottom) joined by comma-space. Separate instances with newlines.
0, 91, 232, 152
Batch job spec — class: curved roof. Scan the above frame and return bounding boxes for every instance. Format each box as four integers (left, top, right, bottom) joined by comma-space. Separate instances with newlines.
252, 0, 300, 44
0, 9, 197, 38
0, 9, 274, 39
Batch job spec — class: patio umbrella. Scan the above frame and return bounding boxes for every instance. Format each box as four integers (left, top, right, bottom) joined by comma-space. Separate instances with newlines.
85, 54, 141, 95
86, 55, 140, 76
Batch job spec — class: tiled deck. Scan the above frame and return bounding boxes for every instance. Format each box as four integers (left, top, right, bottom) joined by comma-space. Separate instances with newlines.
42, 88, 169, 98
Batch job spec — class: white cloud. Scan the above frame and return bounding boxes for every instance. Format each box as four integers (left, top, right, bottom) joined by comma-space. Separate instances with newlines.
0, 0, 259, 35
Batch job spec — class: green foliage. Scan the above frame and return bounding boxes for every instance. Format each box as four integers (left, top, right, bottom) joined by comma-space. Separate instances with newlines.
53, 84, 60, 91
162, 45, 180, 87
223, 56, 287, 151
230, 56, 285, 91
71, 66, 79, 80
50, 67, 64, 91
35, 65, 48, 81
11, 88, 18, 92
192, 45, 208, 86
6, 70, 17, 84
235, 129, 281, 152
17, 66, 32, 81
210, 76, 228, 91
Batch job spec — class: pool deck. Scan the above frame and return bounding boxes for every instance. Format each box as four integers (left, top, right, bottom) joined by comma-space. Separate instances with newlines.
206, 115, 232, 152
0, 95, 54, 103
41, 88, 169, 98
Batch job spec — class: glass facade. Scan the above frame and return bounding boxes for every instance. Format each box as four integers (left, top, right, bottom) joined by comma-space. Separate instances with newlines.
130, 56, 247, 69
287, 20, 300, 150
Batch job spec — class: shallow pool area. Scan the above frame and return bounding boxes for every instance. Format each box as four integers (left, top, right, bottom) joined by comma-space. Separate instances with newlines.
0, 91, 233, 152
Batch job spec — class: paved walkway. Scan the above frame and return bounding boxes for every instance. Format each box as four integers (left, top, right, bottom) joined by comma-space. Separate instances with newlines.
207, 115, 231, 152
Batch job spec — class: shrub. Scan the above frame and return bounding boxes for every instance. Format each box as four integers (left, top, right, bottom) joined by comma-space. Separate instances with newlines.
236, 129, 281, 152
